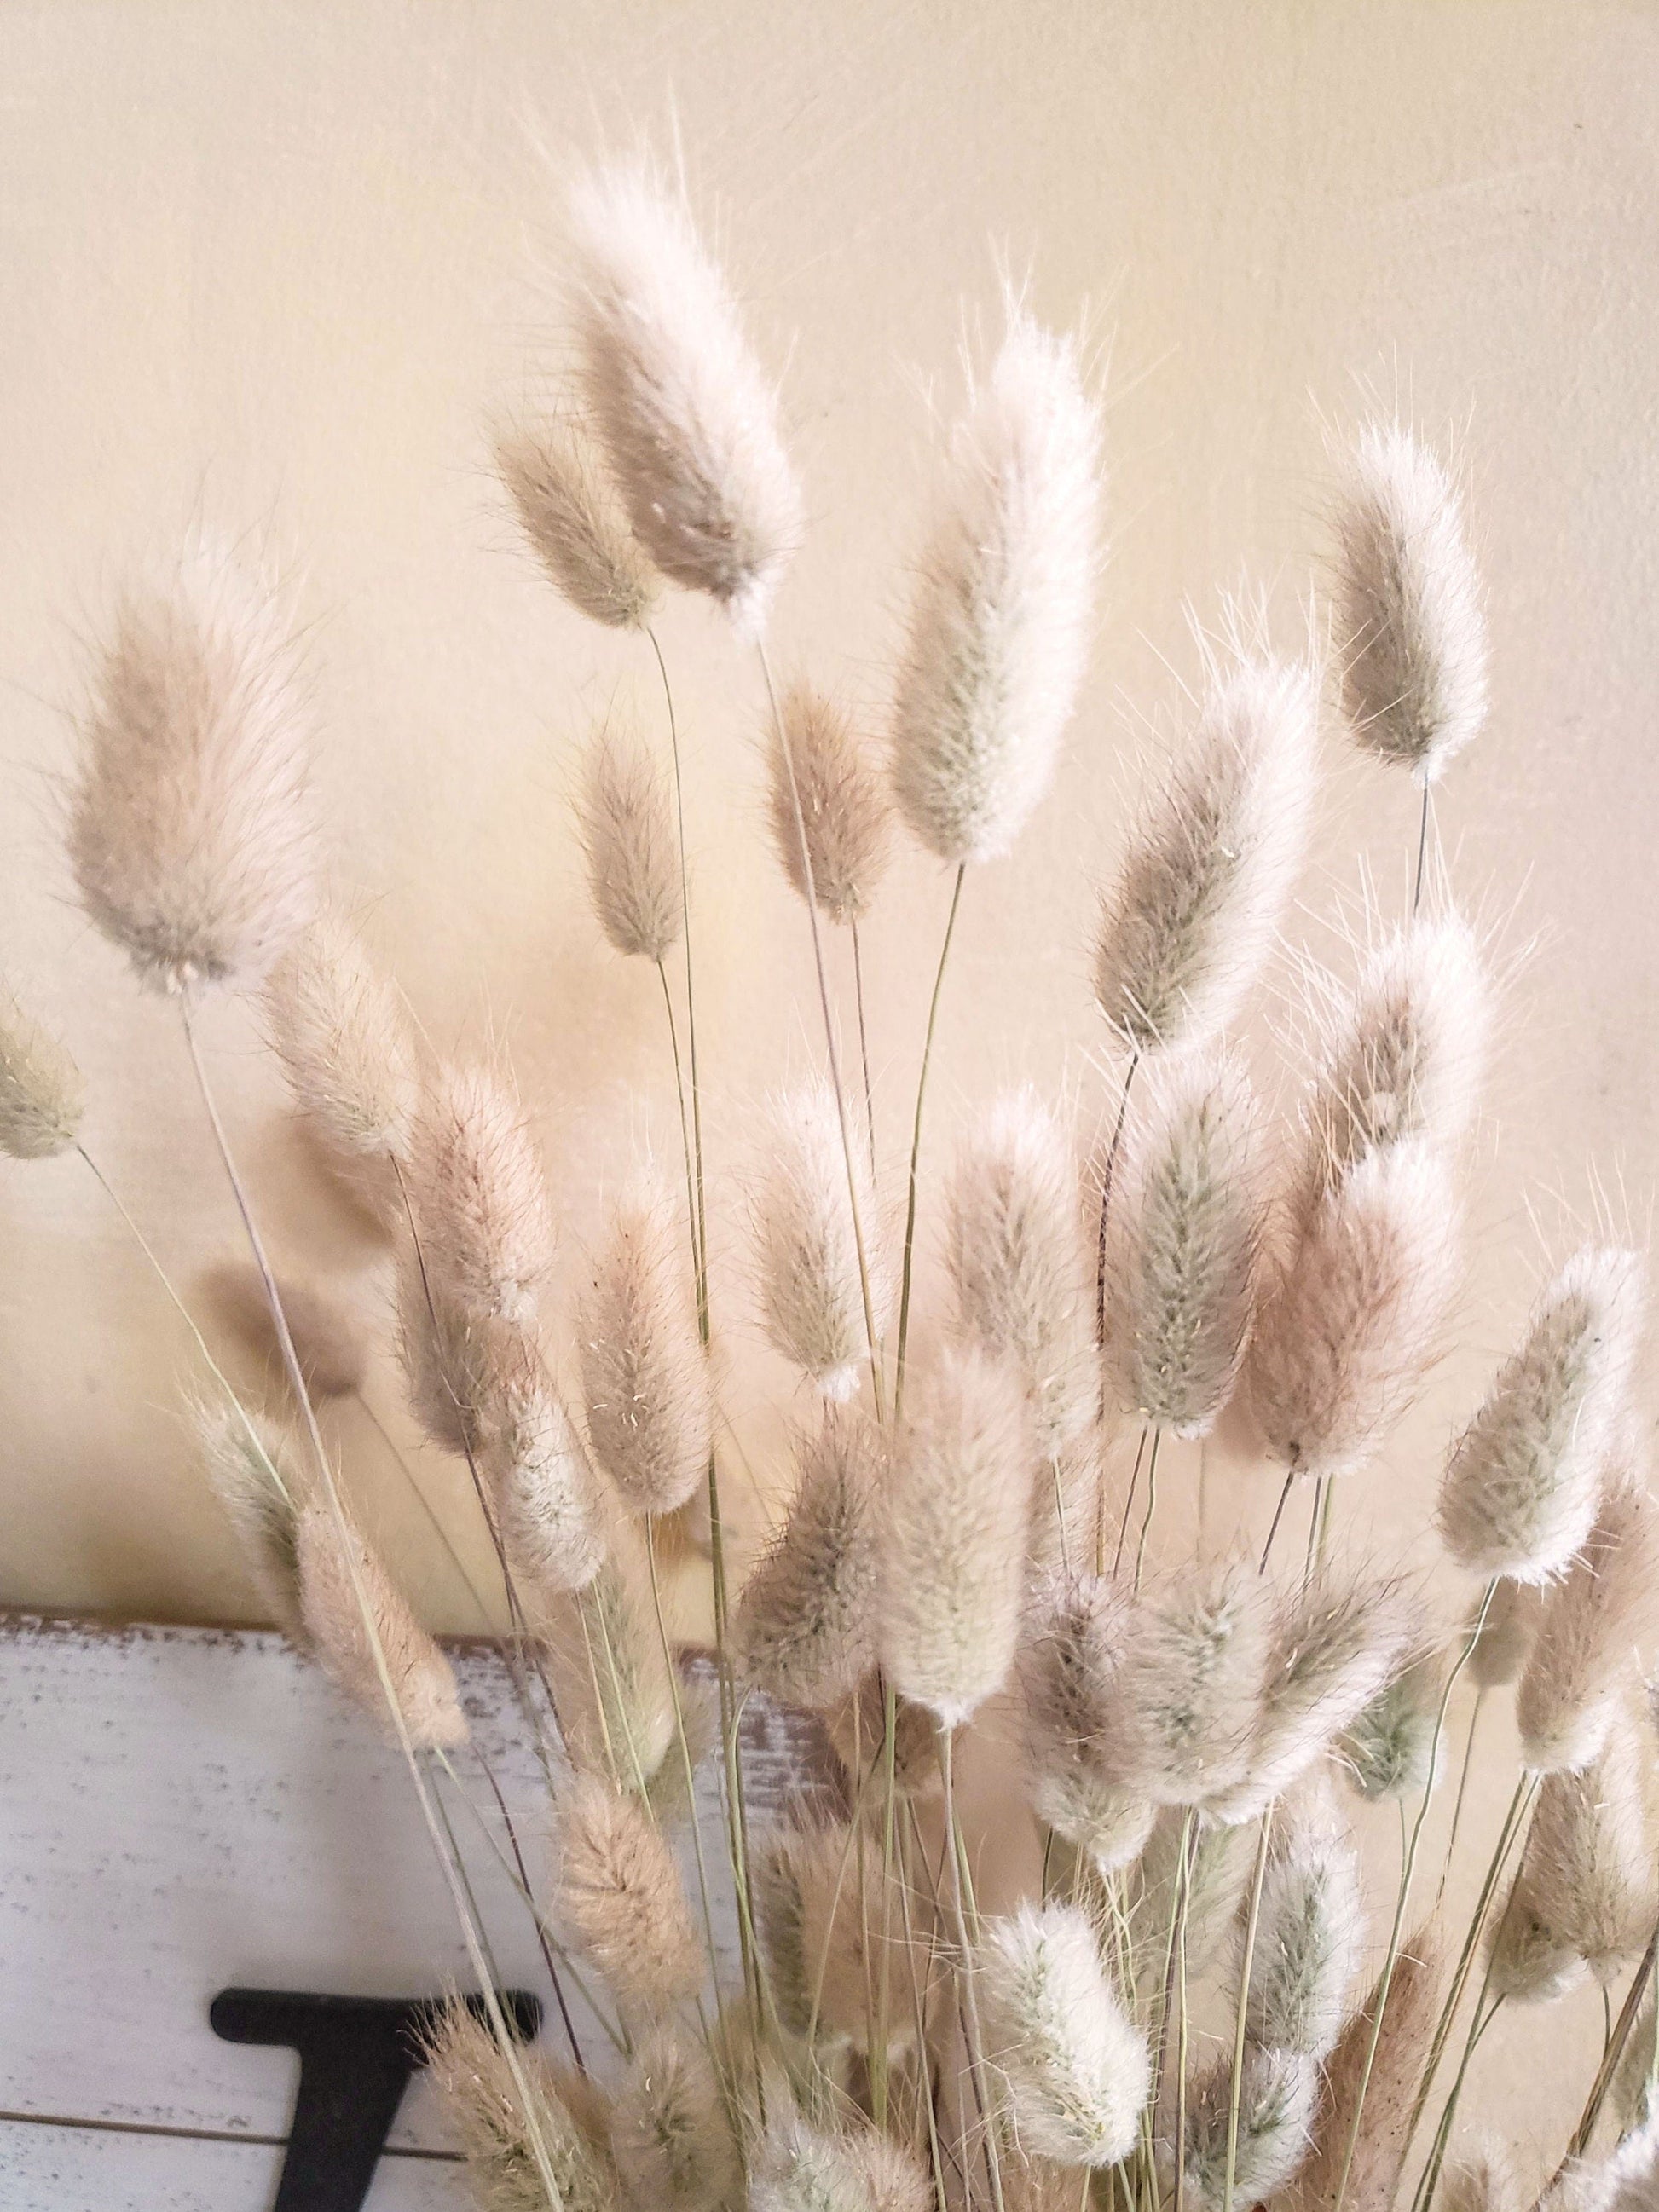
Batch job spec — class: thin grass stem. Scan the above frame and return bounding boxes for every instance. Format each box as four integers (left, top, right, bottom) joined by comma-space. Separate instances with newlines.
894, 863, 967, 1418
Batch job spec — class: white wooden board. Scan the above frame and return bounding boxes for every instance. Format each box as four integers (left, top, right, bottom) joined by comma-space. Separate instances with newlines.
0, 1614, 825, 2209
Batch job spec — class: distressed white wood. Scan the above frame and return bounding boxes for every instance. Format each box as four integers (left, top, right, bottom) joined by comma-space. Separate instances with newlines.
0, 1613, 827, 2199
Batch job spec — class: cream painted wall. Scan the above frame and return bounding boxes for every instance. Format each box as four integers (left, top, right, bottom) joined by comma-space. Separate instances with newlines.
2, 0, 1657, 1655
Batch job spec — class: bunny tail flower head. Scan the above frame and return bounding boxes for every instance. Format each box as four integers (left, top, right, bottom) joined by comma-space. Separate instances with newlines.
752, 1083, 891, 1400
1331, 422, 1488, 781
72, 539, 319, 996
407, 1060, 555, 1327
578, 718, 684, 965
767, 680, 891, 925
198, 1401, 309, 1643
891, 302, 1101, 867
565, 160, 800, 639
1093, 648, 1318, 1054
1438, 1246, 1646, 1585
1517, 1465, 1659, 1773
296, 1500, 468, 1753
493, 413, 660, 632
0, 993, 83, 1160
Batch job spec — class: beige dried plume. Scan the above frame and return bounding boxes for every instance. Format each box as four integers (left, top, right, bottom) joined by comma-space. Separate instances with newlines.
566, 159, 800, 640
753, 1083, 891, 1400
1093, 648, 1317, 1054
296, 1499, 468, 1751
1515, 1707, 1658, 1987
1102, 1045, 1262, 1439
424, 2000, 617, 2212
735, 1406, 882, 1709
1244, 1782, 1363, 2059
945, 1087, 1095, 1453
578, 1175, 709, 1516
0, 993, 83, 1159
396, 1239, 512, 1458
879, 1348, 1033, 1726
767, 680, 890, 924
609, 2025, 737, 2212
407, 1060, 554, 1325
1331, 423, 1487, 780
1339, 1651, 1442, 1803
578, 719, 683, 965
1182, 2045, 1317, 2211
541, 1510, 679, 1790
752, 2113, 931, 2212
975, 1899, 1150, 2166
1246, 1135, 1460, 1481
198, 1400, 308, 1641
1119, 1560, 1272, 1808
1517, 1464, 1659, 1772
890, 301, 1102, 867
72, 539, 318, 994
1438, 1245, 1646, 1585
494, 414, 660, 632
755, 1816, 903, 2054
555, 1770, 702, 2022
1018, 1570, 1153, 1870
209, 1262, 368, 1403
484, 1340, 610, 1602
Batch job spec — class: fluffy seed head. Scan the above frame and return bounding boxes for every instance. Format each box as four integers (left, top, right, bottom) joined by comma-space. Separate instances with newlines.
556, 1771, 702, 2021
1331, 423, 1487, 780
579, 1175, 709, 1516
1018, 1571, 1152, 1868
752, 2116, 931, 2212
1245, 1785, 1363, 2059
1517, 1465, 1659, 1772
72, 540, 317, 993
753, 1083, 891, 1400
754, 1817, 904, 2055
609, 2027, 737, 2212
946, 1087, 1095, 1453
578, 719, 683, 964
1181, 2044, 1317, 2210
197, 1401, 308, 1640
768, 682, 890, 925
976, 1900, 1150, 2166
1602, 2117, 1659, 2212
566, 161, 800, 638
879, 1349, 1033, 1726
485, 1345, 610, 1602
1440, 2145, 1521, 2212
1438, 1246, 1646, 1584
890, 304, 1101, 865
1516, 1710, 1658, 1987
210, 1262, 368, 1403
1119, 1562, 1272, 1807
296, 1499, 468, 1751
1093, 651, 1317, 1053
425, 2001, 616, 2212
826, 1675, 945, 1805
1130, 1815, 1252, 1993
541, 1513, 678, 1789
1102, 1047, 1262, 1438
396, 1240, 512, 1458
1340, 1652, 1442, 1802
494, 415, 659, 631
0, 994, 82, 1159
1246, 1135, 1460, 1481
1467, 1575, 1545, 1692
736, 1406, 882, 1708
408, 1061, 554, 1325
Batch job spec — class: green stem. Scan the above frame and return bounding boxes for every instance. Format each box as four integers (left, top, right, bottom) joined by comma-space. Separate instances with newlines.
893, 863, 967, 1417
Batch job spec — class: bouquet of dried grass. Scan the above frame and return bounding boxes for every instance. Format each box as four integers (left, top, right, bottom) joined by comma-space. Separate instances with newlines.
9, 154, 1659, 2212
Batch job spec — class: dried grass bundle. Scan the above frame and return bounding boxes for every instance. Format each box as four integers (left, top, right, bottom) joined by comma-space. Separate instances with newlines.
578, 1176, 709, 1516
736, 1406, 882, 1708
494, 415, 660, 632
753, 1083, 889, 1400
0, 993, 82, 1159
295, 1499, 467, 1751
578, 720, 683, 964
1512, 1711, 1657, 1988
407, 1060, 554, 1325
767, 681, 890, 923
555, 1771, 702, 2020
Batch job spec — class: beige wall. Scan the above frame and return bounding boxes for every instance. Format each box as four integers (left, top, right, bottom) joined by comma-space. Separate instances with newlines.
2, 0, 1657, 1648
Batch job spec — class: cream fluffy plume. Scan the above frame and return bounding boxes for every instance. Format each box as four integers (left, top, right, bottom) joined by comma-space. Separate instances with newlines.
565, 161, 800, 640
577, 719, 683, 964
1182, 2047, 1317, 2211
1093, 650, 1317, 1054
198, 1401, 308, 1642
554, 1770, 702, 2022
879, 1348, 1033, 1726
890, 304, 1101, 867
1331, 424, 1487, 781
753, 1083, 890, 1399
0, 991, 83, 1160
610, 2026, 737, 2212
945, 1087, 1095, 1453
578, 1175, 709, 1516
736, 1406, 882, 1709
407, 1061, 555, 1326
753, 2115, 931, 2212
72, 540, 317, 994
1018, 1571, 1153, 1871
767, 680, 891, 925
1438, 1245, 1646, 1585
483, 1337, 609, 1602
1517, 1465, 1659, 1772
296, 1499, 468, 1752
494, 414, 660, 632
1119, 1562, 1272, 1808
424, 2001, 616, 2212
1245, 1783, 1363, 2059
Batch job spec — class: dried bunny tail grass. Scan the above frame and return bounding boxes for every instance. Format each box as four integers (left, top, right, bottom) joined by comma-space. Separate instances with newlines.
946, 1086, 1095, 1453
890, 300, 1101, 866
754, 1816, 903, 2055
1278, 1924, 1442, 2212
541, 1509, 679, 1790
485, 1341, 610, 1601
407, 1060, 554, 1325
1517, 1464, 1659, 1771
555, 1770, 702, 2022
197, 1400, 308, 1640
72, 537, 318, 994
209, 1261, 368, 1401
826, 1674, 945, 1805
1093, 647, 1317, 1053
1244, 1783, 1363, 2059
263, 913, 419, 1194
1018, 1570, 1151, 1866
578, 719, 683, 963
0, 992, 82, 1158
752, 2112, 931, 2212
295, 1499, 467, 1751
1130, 1816, 1252, 1993
1121, 1560, 1272, 1807
1101, 1045, 1263, 1438
1485, 1867, 1587, 2006
879, 1347, 1033, 1726
396, 1237, 507, 1457
976, 1899, 1150, 2166
1467, 1574, 1545, 1692
735, 1405, 882, 1708
578, 1175, 709, 1516
1517, 1707, 1658, 1986
1338, 1651, 1442, 1803
1439, 2143, 1522, 2212
1182, 2044, 1317, 2210
493, 414, 659, 632
609, 2025, 737, 2212
1246, 1135, 1460, 1481
767, 680, 890, 924
566, 159, 799, 639
1331, 422, 1487, 780
425, 2000, 616, 2212
1438, 1245, 1647, 1584
1215, 1566, 1420, 1821
1303, 910, 1489, 1193
753, 1083, 890, 1399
